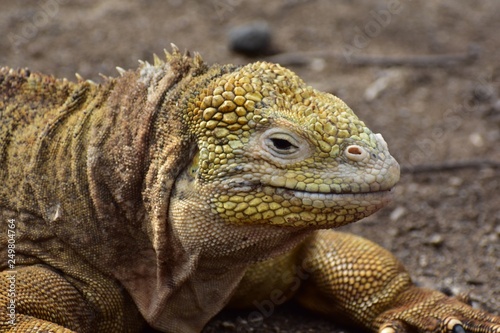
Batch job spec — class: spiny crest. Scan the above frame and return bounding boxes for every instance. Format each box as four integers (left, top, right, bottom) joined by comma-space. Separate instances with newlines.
111, 44, 208, 85
0, 67, 77, 87
164, 43, 205, 70
73, 72, 96, 85
1, 67, 31, 78
115, 67, 127, 77
98, 73, 113, 81
164, 42, 181, 61
134, 44, 206, 76
75, 73, 85, 82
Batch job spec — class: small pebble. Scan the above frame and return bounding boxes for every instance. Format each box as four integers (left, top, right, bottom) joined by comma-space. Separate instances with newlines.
448, 176, 463, 187
469, 132, 484, 147
389, 206, 407, 221
426, 233, 444, 247
221, 321, 236, 330
228, 21, 272, 55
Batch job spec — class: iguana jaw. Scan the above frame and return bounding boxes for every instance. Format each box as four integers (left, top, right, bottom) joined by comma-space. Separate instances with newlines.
212, 183, 395, 227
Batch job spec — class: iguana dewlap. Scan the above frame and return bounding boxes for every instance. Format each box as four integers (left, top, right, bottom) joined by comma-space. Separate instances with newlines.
1, 47, 498, 333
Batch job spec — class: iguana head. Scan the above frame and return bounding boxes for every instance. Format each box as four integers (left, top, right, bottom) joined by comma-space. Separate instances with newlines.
182, 61, 400, 228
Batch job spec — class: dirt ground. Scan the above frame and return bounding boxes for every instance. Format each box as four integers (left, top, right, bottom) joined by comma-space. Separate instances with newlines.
1, 0, 499, 332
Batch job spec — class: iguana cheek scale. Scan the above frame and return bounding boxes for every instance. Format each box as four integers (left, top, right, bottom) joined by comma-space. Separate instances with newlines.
1, 46, 498, 333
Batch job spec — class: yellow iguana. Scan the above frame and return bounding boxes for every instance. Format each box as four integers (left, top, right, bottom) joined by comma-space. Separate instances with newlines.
0, 47, 498, 333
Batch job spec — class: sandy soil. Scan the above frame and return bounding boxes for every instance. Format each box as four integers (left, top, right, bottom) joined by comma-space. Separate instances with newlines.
1, 1, 499, 332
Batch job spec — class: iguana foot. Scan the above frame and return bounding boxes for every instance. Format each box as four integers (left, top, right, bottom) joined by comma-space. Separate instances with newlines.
375, 286, 500, 333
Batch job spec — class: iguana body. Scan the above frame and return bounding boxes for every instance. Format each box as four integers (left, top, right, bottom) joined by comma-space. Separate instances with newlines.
0, 48, 498, 333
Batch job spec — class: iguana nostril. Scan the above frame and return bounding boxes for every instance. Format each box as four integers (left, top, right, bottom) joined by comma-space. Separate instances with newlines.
347, 146, 362, 155
345, 145, 368, 162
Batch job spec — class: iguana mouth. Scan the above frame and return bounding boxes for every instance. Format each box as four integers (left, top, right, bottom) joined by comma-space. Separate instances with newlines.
224, 179, 394, 206
226, 178, 393, 194
270, 185, 394, 207
258, 186, 394, 226
213, 184, 393, 227
284, 187, 393, 197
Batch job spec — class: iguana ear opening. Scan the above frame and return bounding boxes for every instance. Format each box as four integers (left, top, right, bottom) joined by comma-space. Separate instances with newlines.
188, 149, 200, 179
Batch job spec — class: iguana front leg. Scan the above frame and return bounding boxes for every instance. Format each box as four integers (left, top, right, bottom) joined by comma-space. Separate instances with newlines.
0, 265, 144, 333
0, 266, 91, 332
231, 230, 500, 333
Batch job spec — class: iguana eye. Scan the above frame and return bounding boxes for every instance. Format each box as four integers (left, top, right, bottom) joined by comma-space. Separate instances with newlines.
266, 133, 300, 156
269, 137, 298, 153
259, 129, 310, 162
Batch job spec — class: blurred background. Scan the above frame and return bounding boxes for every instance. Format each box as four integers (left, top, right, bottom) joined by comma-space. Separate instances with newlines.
1, 1, 499, 332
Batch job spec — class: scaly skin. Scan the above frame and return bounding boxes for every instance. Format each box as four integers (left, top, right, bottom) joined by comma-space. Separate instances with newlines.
0, 47, 498, 333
